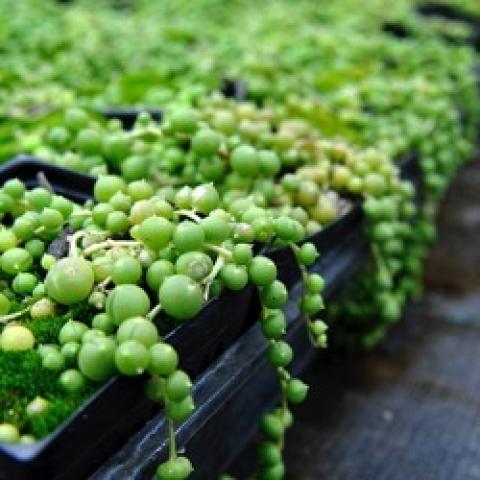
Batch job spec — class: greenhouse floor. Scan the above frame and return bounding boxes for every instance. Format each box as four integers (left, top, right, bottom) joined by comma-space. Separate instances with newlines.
284, 158, 480, 480
232, 157, 480, 480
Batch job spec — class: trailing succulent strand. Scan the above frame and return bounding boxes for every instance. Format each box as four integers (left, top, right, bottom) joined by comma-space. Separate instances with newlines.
251, 242, 326, 480
291, 244, 328, 349
328, 78, 479, 348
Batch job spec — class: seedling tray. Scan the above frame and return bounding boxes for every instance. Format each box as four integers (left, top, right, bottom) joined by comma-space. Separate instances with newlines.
99, 78, 246, 128
0, 155, 256, 480
0, 284, 258, 480
99, 79, 246, 128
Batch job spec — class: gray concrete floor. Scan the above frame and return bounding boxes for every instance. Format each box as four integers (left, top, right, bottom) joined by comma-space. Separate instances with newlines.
283, 158, 480, 479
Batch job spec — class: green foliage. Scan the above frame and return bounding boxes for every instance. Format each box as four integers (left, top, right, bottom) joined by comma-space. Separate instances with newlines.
0, 2, 477, 479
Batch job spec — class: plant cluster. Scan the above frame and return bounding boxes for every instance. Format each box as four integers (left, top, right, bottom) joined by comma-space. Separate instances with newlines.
0, 0, 478, 479
0, 166, 327, 476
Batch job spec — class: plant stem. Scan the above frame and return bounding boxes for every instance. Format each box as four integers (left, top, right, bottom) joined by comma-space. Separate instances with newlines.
68, 230, 86, 257
290, 243, 320, 347
204, 243, 233, 259
177, 209, 203, 223
278, 383, 288, 450
159, 378, 178, 461
202, 254, 225, 300
129, 126, 162, 139
0, 307, 30, 324
147, 303, 162, 320
96, 276, 112, 292
168, 418, 177, 460
82, 239, 142, 257
70, 210, 92, 218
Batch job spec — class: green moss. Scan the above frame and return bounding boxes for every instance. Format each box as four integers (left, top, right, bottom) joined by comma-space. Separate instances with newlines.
29, 395, 95, 439
0, 350, 96, 438
0, 301, 98, 438
23, 315, 67, 344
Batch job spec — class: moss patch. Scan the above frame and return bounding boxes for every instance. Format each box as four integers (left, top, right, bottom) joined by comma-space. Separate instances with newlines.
0, 350, 96, 439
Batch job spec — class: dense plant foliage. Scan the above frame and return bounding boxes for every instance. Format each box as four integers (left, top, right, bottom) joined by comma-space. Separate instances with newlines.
0, 0, 478, 478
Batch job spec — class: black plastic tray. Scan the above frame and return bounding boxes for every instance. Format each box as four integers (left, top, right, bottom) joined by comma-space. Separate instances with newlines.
220, 78, 248, 101
0, 155, 95, 204
399, 151, 421, 182
99, 80, 245, 128
0, 285, 258, 480
0, 155, 258, 480
382, 21, 413, 39
99, 108, 163, 130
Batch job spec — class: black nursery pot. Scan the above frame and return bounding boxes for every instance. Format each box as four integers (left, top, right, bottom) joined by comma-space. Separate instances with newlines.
88, 150, 427, 480
0, 155, 258, 480
88, 190, 372, 480
398, 151, 422, 201
100, 79, 247, 130
0, 286, 258, 480
382, 21, 412, 39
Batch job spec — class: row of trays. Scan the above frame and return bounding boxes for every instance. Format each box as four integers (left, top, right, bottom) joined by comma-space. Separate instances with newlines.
418, 2, 480, 27
0, 150, 420, 479
381, 2, 480, 51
